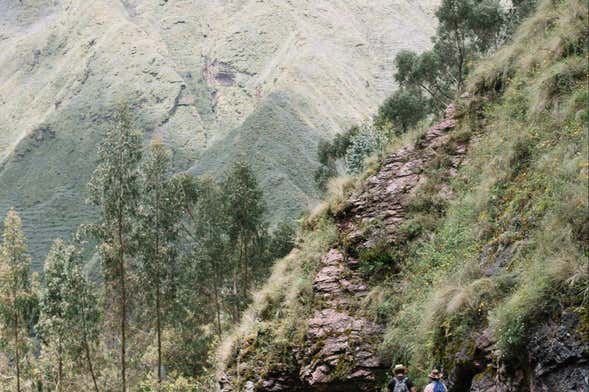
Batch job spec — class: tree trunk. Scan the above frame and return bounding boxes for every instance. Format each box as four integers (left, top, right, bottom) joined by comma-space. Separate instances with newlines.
81, 277, 100, 392
232, 268, 239, 322
453, 20, 466, 91
213, 274, 222, 337
243, 239, 249, 299
118, 214, 127, 392
58, 338, 63, 392
239, 237, 245, 301
83, 329, 100, 392
156, 284, 162, 384
155, 179, 163, 384
15, 312, 20, 392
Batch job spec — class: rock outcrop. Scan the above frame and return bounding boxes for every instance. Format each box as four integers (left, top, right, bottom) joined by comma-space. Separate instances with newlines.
460, 310, 589, 392
341, 105, 462, 243
299, 248, 383, 390
296, 105, 465, 390
221, 104, 467, 391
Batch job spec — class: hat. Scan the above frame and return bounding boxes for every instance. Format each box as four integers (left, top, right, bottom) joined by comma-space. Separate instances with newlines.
393, 364, 407, 374
428, 369, 442, 380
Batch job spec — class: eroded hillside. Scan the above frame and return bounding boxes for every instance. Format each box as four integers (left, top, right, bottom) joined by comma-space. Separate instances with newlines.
0, 0, 438, 266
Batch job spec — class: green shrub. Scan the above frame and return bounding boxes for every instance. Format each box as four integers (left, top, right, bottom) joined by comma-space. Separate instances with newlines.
376, 89, 429, 133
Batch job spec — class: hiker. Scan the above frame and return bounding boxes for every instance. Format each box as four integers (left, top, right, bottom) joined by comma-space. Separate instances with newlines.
387, 364, 416, 392
424, 369, 447, 392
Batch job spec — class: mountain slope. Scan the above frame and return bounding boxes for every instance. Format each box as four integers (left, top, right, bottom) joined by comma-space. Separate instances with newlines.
217, 1, 588, 390
217, 103, 466, 392
0, 0, 439, 267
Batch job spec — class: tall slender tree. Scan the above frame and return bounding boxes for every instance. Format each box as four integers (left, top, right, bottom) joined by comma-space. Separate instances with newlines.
64, 248, 101, 392
393, 0, 505, 108
38, 239, 101, 392
87, 104, 142, 392
0, 210, 36, 392
136, 140, 183, 383
39, 240, 69, 391
180, 175, 230, 337
222, 162, 266, 319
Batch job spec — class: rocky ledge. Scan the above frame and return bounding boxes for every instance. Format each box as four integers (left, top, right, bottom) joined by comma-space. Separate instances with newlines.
299, 248, 383, 391
341, 104, 464, 244
219, 104, 468, 391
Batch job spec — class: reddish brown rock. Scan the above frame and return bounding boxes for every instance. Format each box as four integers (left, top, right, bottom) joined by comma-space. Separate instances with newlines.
298, 249, 384, 390
343, 104, 465, 248
221, 105, 465, 391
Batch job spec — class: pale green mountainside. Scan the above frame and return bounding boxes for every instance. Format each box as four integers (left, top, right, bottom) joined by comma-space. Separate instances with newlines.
0, 0, 438, 268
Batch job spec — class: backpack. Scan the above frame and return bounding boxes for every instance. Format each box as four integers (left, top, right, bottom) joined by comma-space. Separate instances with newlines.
393, 377, 409, 392
433, 380, 446, 392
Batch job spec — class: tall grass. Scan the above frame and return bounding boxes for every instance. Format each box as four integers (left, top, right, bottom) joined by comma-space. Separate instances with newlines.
377, 0, 588, 380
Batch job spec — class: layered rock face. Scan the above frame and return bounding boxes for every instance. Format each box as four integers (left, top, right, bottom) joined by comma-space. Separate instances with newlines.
299, 248, 382, 390
221, 105, 466, 391
222, 101, 588, 391
0, 0, 439, 266
341, 105, 462, 244
452, 306, 589, 392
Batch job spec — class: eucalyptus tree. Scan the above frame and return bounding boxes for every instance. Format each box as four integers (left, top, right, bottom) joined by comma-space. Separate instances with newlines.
0, 210, 37, 392
39, 239, 101, 392
180, 175, 230, 337
434, 0, 505, 90
222, 161, 266, 319
377, 89, 429, 133
136, 140, 183, 383
39, 240, 69, 391
393, 0, 506, 107
87, 104, 142, 391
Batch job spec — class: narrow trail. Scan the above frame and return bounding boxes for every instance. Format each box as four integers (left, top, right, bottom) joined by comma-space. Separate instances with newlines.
250, 104, 468, 391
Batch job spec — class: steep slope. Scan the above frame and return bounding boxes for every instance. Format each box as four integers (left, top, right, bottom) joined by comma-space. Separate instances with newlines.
0, 0, 438, 267
218, 105, 467, 391
218, 1, 588, 390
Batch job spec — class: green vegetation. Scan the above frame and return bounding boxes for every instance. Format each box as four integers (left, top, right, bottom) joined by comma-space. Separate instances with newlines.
86, 104, 143, 391
0, 0, 587, 390
39, 240, 100, 391
195, 92, 323, 228
0, 210, 38, 392
376, 0, 588, 383
314, 0, 531, 191
314, 126, 359, 190
219, 0, 588, 389
218, 215, 338, 389
136, 140, 184, 384
0, 103, 296, 390
376, 89, 429, 133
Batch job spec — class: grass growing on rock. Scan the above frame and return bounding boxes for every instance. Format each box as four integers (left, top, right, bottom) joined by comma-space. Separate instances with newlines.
217, 216, 338, 388
217, 1, 588, 388
375, 0, 588, 383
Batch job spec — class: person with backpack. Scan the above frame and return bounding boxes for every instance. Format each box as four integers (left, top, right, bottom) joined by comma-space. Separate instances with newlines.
387, 364, 416, 392
423, 369, 447, 392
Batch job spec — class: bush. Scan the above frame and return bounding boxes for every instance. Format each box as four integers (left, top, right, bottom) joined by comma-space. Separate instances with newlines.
314, 126, 360, 190
376, 89, 429, 133
344, 125, 390, 174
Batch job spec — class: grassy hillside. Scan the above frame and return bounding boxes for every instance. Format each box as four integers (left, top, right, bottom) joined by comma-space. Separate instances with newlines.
0, 0, 439, 268
191, 92, 323, 228
217, 0, 588, 389
379, 0, 588, 380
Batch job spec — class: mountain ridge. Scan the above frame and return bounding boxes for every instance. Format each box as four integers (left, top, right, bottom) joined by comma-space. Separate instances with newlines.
0, 0, 439, 267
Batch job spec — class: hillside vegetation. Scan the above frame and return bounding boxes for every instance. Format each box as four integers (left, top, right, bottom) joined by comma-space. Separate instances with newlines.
0, 0, 586, 391
0, 0, 438, 265
218, 0, 588, 390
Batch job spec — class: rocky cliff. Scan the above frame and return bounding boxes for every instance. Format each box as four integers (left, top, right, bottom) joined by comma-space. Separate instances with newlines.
218, 1, 588, 389
218, 104, 468, 391
0, 0, 438, 266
